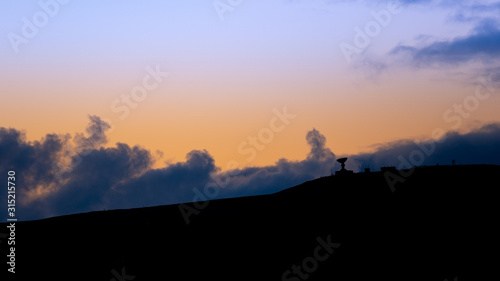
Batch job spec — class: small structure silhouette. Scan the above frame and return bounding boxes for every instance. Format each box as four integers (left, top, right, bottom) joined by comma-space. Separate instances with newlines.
336, 157, 353, 176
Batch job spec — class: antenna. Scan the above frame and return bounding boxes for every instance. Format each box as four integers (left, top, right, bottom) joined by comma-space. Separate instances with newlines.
337, 157, 348, 171
335, 157, 353, 176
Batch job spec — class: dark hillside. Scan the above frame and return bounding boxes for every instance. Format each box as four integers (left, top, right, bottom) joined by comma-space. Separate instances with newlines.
2, 165, 498, 280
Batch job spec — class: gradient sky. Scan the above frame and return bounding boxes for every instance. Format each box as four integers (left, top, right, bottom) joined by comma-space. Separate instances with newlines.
2, 0, 500, 168
1, 0, 500, 220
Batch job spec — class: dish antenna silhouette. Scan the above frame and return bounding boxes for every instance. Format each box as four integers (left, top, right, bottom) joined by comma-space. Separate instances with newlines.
335, 157, 353, 176
337, 157, 348, 171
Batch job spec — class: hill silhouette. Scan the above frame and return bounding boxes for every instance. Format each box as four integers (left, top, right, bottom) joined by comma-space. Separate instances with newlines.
1, 164, 498, 280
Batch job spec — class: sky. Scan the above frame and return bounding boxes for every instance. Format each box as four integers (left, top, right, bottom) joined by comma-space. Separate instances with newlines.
1, 0, 500, 220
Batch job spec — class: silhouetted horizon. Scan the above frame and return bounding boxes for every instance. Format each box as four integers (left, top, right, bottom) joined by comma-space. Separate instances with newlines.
2, 164, 497, 280
2, 121, 500, 221
2, 1, 500, 279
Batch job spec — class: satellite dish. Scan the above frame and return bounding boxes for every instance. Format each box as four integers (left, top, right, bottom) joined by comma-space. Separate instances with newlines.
337, 157, 348, 164
337, 157, 348, 170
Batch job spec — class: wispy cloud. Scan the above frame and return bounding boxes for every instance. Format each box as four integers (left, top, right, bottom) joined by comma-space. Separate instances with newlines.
391, 20, 500, 66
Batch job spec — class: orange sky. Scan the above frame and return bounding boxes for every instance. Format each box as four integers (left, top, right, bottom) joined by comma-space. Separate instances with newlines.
2, 66, 498, 171
1, 1, 499, 171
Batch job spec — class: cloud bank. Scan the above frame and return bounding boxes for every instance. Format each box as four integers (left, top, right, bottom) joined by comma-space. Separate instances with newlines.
1, 117, 500, 221
392, 20, 500, 66
351, 123, 500, 170
346, 1, 500, 81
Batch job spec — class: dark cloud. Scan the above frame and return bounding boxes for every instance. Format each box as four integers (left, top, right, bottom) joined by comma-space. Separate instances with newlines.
0, 116, 152, 219
2, 115, 500, 221
0, 128, 64, 206
212, 129, 337, 199
105, 149, 217, 209
351, 123, 500, 171
1, 122, 339, 220
100, 129, 337, 210
220, 156, 336, 198
391, 21, 500, 65
43, 143, 154, 217
73, 114, 111, 151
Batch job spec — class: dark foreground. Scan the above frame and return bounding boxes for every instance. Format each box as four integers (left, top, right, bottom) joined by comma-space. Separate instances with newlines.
1, 165, 498, 280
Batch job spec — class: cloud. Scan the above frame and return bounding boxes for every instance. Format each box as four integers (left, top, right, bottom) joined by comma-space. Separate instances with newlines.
73, 115, 111, 151
391, 21, 500, 65
351, 123, 500, 170
0, 116, 152, 219
43, 143, 154, 217
1, 120, 338, 220
102, 129, 337, 209
0, 128, 65, 206
105, 149, 217, 209
451, 2, 500, 22
306, 128, 335, 161
2, 115, 500, 221
346, 1, 500, 79
223, 128, 336, 196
